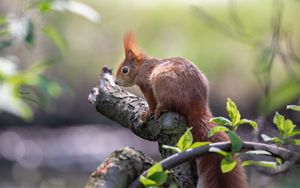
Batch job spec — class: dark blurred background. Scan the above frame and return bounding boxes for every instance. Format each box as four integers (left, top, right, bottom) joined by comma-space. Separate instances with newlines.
0, 0, 300, 187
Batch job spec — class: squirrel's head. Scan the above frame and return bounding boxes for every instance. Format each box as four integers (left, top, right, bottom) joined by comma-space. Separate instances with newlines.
115, 32, 144, 87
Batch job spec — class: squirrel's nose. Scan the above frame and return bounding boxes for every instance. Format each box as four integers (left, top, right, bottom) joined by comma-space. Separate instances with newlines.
114, 80, 119, 85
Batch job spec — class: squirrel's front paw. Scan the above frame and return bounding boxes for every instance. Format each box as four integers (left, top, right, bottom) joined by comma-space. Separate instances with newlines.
141, 110, 153, 123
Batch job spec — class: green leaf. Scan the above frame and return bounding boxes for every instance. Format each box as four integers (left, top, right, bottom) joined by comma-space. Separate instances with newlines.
242, 160, 277, 169
209, 147, 229, 156
176, 127, 193, 151
0, 84, 33, 121
38, 1, 53, 14
276, 158, 283, 165
209, 117, 232, 126
145, 163, 168, 187
273, 112, 285, 135
273, 112, 296, 138
188, 142, 210, 149
292, 139, 300, 146
228, 131, 243, 153
42, 26, 67, 52
271, 137, 283, 145
148, 171, 168, 187
162, 145, 181, 153
226, 98, 241, 126
287, 105, 300, 112
208, 126, 229, 137
238, 119, 257, 129
284, 119, 296, 137
139, 175, 156, 186
221, 158, 237, 173
147, 163, 163, 177
289, 130, 300, 137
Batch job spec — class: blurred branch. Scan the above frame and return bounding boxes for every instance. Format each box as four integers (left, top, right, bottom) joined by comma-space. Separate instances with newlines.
258, 0, 300, 114
84, 147, 157, 188
275, 30, 300, 83
129, 141, 299, 188
285, 33, 300, 64
191, 5, 259, 47
228, 0, 250, 39
259, 0, 282, 101
88, 66, 196, 187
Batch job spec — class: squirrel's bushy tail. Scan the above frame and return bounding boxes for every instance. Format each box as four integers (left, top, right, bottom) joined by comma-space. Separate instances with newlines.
186, 109, 248, 188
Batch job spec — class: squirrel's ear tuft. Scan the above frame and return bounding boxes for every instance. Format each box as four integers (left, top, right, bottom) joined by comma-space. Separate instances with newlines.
123, 31, 143, 61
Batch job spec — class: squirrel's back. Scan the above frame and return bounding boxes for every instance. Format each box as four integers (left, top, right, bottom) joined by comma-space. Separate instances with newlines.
149, 57, 209, 116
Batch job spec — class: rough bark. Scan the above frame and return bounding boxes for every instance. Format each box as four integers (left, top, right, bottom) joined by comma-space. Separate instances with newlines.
87, 66, 196, 187
85, 147, 155, 188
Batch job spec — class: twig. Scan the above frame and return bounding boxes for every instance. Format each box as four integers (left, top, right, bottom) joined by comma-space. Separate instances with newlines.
228, 0, 244, 30
191, 6, 259, 47
129, 141, 299, 188
285, 33, 300, 64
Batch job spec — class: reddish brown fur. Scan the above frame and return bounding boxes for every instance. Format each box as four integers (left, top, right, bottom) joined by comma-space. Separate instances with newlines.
115, 33, 248, 188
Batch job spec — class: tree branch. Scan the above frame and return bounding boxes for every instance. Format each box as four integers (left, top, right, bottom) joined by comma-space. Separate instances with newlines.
129, 141, 299, 188
84, 147, 155, 188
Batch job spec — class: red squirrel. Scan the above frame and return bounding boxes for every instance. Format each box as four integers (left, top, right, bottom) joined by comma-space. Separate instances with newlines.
115, 32, 248, 188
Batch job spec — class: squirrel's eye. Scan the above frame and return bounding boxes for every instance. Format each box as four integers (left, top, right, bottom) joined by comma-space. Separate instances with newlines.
122, 66, 129, 74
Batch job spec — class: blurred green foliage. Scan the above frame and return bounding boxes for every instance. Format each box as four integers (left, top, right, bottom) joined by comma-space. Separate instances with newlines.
1, 0, 299, 122
0, 0, 99, 120
1, 0, 300, 125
